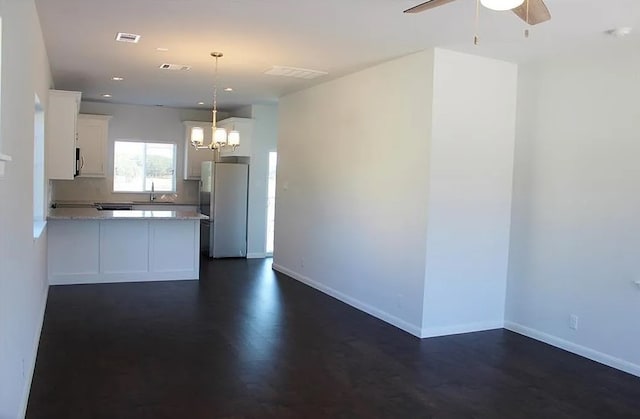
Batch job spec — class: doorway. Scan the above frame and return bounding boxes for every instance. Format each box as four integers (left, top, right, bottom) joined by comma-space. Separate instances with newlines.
265, 152, 277, 256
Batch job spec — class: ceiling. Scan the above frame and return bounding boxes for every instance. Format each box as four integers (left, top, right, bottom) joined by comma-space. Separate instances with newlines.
35, 0, 640, 110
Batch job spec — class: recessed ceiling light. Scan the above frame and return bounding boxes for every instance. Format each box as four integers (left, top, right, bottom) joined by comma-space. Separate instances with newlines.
197, 101, 205, 105
102, 94, 112, 98
111, 76, 124, 81
224, 87, 233, 92
115, 32, 141, 43
605, 27, 633, 37
156, 47, 169, 52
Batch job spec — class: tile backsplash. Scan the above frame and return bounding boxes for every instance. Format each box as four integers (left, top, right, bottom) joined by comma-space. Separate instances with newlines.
52, 177, 200, 205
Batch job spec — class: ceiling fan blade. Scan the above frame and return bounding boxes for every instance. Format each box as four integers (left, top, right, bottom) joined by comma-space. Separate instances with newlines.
404, 0, 457, 14
512, 0, 551, 25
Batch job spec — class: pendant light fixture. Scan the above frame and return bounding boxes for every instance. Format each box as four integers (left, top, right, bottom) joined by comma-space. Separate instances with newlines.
191, 52, 240, 151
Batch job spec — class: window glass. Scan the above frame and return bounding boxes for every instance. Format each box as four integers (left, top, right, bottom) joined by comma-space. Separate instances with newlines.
113, 141, 176, 192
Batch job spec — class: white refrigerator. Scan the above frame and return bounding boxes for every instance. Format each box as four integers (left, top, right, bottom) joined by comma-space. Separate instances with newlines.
199, 161, 249, 258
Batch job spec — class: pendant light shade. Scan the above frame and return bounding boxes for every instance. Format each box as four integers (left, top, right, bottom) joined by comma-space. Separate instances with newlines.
227, 130, 240, 147
480, 0, 524, 11
214, 127, 228, 145
190, 127, 204, 146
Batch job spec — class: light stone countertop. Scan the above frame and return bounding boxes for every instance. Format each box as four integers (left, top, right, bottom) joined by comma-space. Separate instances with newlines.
53, 200, 200, 207
47, 208, 208, 221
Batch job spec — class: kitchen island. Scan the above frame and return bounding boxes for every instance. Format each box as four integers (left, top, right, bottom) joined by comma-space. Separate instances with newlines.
47, 208, 208, 285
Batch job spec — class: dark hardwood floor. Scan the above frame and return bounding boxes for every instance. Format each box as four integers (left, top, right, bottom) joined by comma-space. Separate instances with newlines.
27, 258, 640, 418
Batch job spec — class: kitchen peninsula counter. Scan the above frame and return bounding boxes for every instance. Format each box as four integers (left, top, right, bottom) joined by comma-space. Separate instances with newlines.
48, 208, 207, 221
47, 208, 206, 285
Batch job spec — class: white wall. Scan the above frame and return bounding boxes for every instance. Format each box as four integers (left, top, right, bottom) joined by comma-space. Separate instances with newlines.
506, 45, 640, 377
0, 0, 53, 417
233, 104, 278, 258
274, 50, 435, 334
53, 102, 214, 204
421, 49, 517, 337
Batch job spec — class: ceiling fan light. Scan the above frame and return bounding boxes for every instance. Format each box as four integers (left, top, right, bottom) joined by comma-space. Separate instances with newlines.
480, 0, 524, 11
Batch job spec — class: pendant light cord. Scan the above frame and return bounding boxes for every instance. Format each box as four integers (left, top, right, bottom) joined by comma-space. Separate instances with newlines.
213, 55, 219, 129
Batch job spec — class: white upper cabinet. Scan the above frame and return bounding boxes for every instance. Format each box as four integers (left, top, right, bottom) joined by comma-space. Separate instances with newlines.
183, 121, 216, 180
77, 114, 111, 178
218, 117, 253, 158
47, 90, 81, 180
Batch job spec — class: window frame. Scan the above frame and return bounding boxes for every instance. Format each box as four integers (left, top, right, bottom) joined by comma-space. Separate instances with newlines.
112, 140, 178, 194
33, 94, 46, 239
0, 17, 3, 153
0, 17, 10, 179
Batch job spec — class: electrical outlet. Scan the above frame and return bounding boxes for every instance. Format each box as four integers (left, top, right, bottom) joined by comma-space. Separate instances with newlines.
569, 314, 579, 330
21, 358, 25, 379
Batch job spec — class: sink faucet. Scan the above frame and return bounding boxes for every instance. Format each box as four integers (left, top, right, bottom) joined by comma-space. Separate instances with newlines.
150, 182, 156, 202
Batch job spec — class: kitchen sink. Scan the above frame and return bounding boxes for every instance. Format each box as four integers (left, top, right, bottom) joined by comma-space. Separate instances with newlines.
95, 203, 133, 211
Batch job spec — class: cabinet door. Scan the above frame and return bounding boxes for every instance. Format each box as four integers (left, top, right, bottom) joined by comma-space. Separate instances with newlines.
48, 220, 100, 284
218, 118, 253, 158
46, 90, 81, 180
77, 115, 110, 177
183, 121, 215, 180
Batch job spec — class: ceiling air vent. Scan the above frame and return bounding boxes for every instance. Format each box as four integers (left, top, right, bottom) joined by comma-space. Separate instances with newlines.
264, 66, 328, 80
159, 63, 192, 71
115, 32, 141, 43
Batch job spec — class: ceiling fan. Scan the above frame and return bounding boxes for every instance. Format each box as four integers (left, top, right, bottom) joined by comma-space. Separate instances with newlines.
404, 0, 551, 26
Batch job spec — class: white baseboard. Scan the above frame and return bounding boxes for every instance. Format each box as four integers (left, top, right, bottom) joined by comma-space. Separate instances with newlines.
421, 321, 504, 338
246, 253, 266, 259
270, 265, 640, 378
49, 270, 199, 285
18, 285, 49, 418
272, 263, 423, 337
505, 321, 640, 378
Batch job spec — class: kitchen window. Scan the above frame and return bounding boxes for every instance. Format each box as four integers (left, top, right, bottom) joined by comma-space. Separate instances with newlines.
113, 141, 177, 193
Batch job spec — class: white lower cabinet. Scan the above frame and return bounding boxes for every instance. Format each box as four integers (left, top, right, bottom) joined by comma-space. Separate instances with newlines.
48, 221, 100, 277
48, 219, 200, 284
151, 222, 198, 273
100, 221, 149, 274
